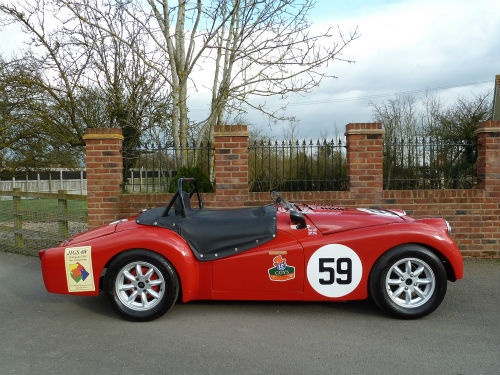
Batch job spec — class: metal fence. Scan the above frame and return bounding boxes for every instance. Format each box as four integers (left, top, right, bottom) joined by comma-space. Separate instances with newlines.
383, 138, 478, 190
123, 143, 214, 193
249, 139, 348, 192
0, 189, 87, 256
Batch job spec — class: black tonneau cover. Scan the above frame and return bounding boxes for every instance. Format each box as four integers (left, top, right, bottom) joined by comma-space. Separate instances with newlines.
136, 205, 277, 261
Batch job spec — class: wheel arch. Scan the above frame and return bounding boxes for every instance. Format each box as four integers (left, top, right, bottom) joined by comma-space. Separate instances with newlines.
100, 247, 179, 283
422, 243, 457, 282
99, 245, 197, 302
368, 242, 457, 290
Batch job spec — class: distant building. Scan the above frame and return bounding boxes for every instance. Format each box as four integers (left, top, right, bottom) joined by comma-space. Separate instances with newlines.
494, 75, 500, 121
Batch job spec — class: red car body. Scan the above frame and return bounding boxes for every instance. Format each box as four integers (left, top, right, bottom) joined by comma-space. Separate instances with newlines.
40, 204, 463, 307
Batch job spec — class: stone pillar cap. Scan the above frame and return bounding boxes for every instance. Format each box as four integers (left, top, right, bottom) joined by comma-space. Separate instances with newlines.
214, 124, 248, 137
345, 122, 384, 136
475, 120, 500, 134
83, 128, 124, 140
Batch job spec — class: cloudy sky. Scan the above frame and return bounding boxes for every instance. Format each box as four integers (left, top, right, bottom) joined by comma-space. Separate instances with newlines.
1, 0, 498, 139
245, 0, 500, 138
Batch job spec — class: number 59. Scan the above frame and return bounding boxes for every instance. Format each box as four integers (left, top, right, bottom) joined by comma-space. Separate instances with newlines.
319, 258, 352, 285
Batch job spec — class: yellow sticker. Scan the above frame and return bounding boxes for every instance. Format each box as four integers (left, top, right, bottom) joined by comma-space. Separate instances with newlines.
64, 246, 95, 292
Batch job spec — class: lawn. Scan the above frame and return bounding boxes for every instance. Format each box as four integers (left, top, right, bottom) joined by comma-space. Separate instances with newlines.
0, 197, 87, 221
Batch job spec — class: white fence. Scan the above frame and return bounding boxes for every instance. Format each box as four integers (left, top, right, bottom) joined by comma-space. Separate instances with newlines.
0, 168, 87, 195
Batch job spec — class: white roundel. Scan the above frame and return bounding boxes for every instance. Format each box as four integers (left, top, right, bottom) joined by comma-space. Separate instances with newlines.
306, 244, 363, 298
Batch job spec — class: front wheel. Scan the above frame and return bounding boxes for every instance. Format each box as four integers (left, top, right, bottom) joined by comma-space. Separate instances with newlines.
369, 245, 447, 319
105, 250, 179, 321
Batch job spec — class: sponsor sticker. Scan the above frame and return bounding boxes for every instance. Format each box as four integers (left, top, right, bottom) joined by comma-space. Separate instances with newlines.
268, 255, 295, 281
64, 246, 95, 292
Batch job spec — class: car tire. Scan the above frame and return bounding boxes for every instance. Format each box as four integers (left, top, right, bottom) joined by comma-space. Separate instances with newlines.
369, 244, 447, 319
104, 250, 179, 321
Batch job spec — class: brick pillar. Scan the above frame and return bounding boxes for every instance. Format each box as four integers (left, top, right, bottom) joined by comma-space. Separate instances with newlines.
83, 128, 124, 228
214, 124, 249, 207
345, 123, 384, 202
476, 120, 500, 196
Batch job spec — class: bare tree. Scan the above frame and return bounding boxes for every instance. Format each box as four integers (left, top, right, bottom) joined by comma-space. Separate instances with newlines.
58, 0, 359, 169
62, 2, 172, 180
0, 0, 172, 168
371, 95, 421, 142
371, 91, 492, 189
63, 1, 171, 137
424, 93, 491, 141
372, 92, 492, 141
0, 0, 89, 148
0, 57, 81, 169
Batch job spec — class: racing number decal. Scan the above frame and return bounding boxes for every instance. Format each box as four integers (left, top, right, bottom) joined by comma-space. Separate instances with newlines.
307, 244, 362, 297
318, 258, 352, 285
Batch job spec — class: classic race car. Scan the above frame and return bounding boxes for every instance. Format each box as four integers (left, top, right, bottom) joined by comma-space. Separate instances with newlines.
39, 178, 463, 321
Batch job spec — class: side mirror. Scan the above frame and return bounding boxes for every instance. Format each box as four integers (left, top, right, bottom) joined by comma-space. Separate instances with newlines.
290, 210, 307, 229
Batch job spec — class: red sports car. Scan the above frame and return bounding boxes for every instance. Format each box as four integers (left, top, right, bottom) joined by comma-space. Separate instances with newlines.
39, 178, 463, 321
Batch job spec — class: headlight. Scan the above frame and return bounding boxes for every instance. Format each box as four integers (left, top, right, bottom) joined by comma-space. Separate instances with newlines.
444, 220, 451, 235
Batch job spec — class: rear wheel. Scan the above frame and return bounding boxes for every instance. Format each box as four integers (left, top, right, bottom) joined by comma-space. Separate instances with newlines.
105, 250, 179, 321
369, 245, 447, 319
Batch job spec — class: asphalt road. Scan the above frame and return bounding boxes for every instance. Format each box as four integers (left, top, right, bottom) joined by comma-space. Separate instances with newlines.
0, 252, 499, 375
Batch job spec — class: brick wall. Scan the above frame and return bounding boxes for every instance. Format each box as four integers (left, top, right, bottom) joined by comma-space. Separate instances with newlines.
85, 122, 500, 257
247, 189, 499, 257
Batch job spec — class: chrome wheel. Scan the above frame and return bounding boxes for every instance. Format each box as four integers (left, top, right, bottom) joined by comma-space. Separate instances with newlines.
115, 261, 165, 311
385, 257, 435, 308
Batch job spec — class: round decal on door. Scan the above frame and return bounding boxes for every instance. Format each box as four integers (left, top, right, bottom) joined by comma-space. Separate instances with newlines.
306, 244, 363, 298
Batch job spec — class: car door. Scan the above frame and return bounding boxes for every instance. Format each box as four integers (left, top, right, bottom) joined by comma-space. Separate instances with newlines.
211, 229, 304, 299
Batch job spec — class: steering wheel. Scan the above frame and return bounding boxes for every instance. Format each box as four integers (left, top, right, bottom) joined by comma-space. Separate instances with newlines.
163, 178, 203, 217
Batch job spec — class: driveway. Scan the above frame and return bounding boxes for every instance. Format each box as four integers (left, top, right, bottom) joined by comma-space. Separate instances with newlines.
0, 252, 499, 375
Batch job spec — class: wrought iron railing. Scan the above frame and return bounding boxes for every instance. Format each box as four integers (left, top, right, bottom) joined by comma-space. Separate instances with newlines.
123, 143, 214, 193
383, 138, 477, 190
249, 139, 348, 192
